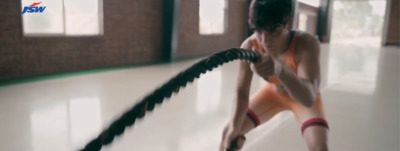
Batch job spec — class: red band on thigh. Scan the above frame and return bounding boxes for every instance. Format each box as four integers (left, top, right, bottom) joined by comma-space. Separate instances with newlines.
301, 118, 329, 134
247, 109, 260, 126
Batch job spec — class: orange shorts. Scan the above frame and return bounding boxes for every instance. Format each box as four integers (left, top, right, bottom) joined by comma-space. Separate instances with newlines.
247, 83, 328, 133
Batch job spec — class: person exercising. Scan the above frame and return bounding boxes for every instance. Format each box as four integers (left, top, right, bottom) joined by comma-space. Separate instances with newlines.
219, 0, 329, 151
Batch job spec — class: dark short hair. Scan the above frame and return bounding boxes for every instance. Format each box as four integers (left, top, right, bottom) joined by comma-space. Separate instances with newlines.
249, 0, 293, 33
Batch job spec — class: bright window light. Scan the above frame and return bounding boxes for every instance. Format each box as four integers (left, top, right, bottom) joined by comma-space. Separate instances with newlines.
21, 0, 103, 36
64, 0, 101, 36
298, 0, 320, 7
299, 13, 308, 31
21, 0, 64, 35
199, 0, 227, 35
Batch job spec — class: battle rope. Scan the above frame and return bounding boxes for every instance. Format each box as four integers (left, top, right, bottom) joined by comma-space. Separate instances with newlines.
80, 48, 259, 151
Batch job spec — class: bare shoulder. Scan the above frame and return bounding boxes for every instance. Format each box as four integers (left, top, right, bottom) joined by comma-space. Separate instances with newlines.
240, 34, 257, 49
296, 32, 320, 60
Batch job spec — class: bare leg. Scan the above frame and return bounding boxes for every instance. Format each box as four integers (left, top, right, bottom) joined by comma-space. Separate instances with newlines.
292, 99, 329, 151
222, 87, 288, 151
238, 115, 258, 134
303, 126, 329, 151
229, 110, 283, 151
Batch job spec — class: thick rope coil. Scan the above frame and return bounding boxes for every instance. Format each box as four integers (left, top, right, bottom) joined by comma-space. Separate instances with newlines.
80, 48, 259, 151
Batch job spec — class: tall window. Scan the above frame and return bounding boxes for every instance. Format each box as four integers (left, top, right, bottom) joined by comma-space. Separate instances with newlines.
331, 0, 387, 47
21, 0, 103, 36
199, 0, 227, 35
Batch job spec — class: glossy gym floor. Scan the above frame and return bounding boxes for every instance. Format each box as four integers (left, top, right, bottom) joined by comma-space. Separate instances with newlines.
0, 44, 398, 151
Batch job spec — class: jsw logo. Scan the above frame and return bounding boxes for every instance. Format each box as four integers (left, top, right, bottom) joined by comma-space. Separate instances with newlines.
21, 2, 46, 15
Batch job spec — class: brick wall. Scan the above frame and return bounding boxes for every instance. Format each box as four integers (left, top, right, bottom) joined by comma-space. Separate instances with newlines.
0, 0, 164, 80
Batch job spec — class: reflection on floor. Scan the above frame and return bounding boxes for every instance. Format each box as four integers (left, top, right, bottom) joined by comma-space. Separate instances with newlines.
0, 44, 398, 151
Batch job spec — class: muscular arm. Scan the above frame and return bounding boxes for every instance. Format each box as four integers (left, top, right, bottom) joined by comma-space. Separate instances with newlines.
278, 35, 321, 107
230, 38, 254, 128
